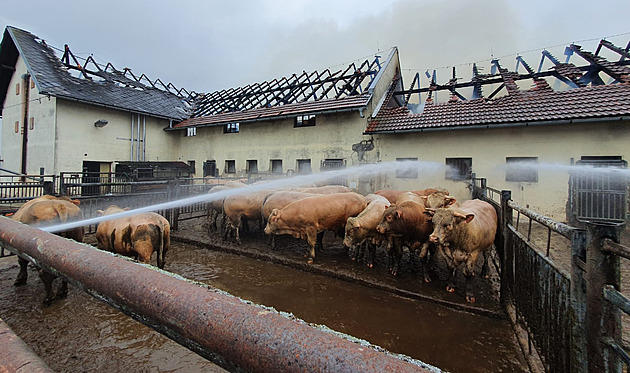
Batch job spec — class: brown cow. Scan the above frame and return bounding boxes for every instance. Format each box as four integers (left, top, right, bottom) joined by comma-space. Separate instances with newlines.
375, 188, 447, 204
376, 196, 434, 278
261, 191, 318, 248
264, 192, 367, 263
298, 185, 353, 194
343, 194, 390, 268
223, 189, 276, 242
12, 195, 84, 304
96, 206, 170, 269
206, 181, 247, 234
424, 199, 498, 303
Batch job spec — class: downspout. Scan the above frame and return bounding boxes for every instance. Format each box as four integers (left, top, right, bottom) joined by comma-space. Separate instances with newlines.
20, 74, 30, 180
136, 114, 141, 162
142, 115, 146, 161
130, 113, 134, 161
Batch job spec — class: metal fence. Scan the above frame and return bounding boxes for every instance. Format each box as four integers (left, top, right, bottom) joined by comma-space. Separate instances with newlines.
473, 177, 627, 373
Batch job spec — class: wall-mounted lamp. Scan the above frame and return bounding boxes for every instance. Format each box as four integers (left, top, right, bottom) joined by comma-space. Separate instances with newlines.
94, 119, 108, 128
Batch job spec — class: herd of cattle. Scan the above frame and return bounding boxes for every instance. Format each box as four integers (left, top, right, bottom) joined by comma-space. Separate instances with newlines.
209, 181, 498, 303
5, 181, 498, 305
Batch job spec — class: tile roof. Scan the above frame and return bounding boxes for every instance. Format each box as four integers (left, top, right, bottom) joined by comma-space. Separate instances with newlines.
173, 93, 371, 128
1, 26, 191, 120
367, 78, 630, 134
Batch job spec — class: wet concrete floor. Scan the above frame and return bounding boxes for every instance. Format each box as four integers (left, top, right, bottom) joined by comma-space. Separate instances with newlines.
0, 225, 528, 372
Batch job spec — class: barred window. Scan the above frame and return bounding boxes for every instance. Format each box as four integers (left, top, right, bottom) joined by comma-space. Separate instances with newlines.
506, 157, 538, 182
395, 157, 418, 179
247, 160, 258, 174
446, 158, 472, 181
225, 160, 236, 174
271, 159, 283, 174
294, 115, 316, 127
297, 159, 312, 174
224, 122, 239, 133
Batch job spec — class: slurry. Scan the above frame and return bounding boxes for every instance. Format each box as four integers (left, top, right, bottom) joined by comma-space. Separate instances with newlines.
39, 160, 446, 234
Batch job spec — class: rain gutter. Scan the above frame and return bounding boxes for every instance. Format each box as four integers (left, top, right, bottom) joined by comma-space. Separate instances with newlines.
363, 115, 630, 135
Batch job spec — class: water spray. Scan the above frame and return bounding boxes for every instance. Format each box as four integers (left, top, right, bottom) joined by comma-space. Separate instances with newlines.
38, 160, 446, 233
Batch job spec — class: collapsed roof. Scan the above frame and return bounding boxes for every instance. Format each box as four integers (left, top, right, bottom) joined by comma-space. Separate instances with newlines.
171, 50, 391, 130
366, 39, 630, 134
0, 26, 192, 120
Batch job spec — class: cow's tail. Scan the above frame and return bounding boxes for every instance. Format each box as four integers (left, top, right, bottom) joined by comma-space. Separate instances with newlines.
151, 224, 165, 269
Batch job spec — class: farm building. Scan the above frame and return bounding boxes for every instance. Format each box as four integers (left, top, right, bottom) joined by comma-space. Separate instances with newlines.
1, 25, 630, 221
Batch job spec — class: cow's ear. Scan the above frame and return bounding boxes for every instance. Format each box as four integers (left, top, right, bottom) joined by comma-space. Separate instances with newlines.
123, 207, 130, 211
396, 210, 402, 219
71, 199, 80, 206
445, 196, 457, 206
465, 213, 475, 224
96, 209, 104, 216
423, 208, 435, 217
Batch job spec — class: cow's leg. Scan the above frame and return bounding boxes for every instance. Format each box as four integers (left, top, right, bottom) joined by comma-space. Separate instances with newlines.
391, 237, 403, 276
315, 231, 324, 252
306, 230, 318, 264
38, 269, 56, 305
14, 257, 29, 286
464, 252, 481, 303
348, 245, 358, 261
56, 280, 68, 299
480, 250, 491, 279
417, 241, 432, 283
446, 267, 457, 293
366, 241, 376, 268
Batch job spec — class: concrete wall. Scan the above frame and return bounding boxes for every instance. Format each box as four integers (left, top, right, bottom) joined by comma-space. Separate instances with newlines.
372, 120, 630, 221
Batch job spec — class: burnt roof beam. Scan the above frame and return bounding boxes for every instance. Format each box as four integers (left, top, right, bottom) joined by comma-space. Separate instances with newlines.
570, 43, 630, 83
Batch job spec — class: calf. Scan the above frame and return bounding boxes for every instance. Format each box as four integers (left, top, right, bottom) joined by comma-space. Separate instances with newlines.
424, 199, 497, 303
265, 192, 367, 263
12, 195, 84, 304
96, 206, 170, 269
343, 194, 390, 268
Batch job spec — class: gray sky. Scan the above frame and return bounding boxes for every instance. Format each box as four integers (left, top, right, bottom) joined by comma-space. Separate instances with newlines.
1, 0, 630, 94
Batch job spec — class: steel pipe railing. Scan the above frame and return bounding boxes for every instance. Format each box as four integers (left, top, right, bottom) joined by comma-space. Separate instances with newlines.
0, 217, 436, 373
0, 317, 52, 372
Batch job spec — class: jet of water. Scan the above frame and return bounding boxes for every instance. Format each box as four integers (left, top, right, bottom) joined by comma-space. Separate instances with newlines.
38, 160, 446, 233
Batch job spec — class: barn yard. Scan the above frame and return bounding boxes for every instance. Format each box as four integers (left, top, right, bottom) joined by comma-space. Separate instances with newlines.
0, 214, 530, 373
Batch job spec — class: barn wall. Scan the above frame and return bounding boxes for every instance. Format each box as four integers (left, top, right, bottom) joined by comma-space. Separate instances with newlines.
1, 56, 57, 175
372, 120, 630, 220
54, 100, 174, 173
171, 110, 371, 181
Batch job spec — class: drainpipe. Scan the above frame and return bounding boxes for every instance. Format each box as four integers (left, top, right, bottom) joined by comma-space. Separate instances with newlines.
142, 115, 146, 161
130, 113, 134, 161
136, 114, 141, 162
21, 74, 30, 179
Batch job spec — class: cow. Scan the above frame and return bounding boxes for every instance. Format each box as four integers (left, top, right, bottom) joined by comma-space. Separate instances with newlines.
375, 188, 447, 204
264, 192, 367, 264
343, 194, 390, 268
206, 181, 247, 234
261, 191, 318, 248
223, 189, 276, 243
376, 194, 434, 278
424, 199, 498, 303
95, 206, 170, 269
11, 195, 84, 304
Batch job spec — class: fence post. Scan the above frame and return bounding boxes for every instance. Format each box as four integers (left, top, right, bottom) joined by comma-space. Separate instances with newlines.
585, 222, 623, 373
500, 190, 512, 306
570, 228, 588, 373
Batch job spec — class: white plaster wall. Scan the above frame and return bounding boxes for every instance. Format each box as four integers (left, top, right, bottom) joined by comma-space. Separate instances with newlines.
373, 121, 630, 220
1, 56, 57, 175
54, 100, 174, 173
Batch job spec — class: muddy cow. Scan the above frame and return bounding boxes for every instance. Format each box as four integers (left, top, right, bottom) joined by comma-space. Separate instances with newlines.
264, 192, 367, 264
11, 195, 84, 304
96, 206, 170, 269
343, 194, 390, 268
376, 193, 434, 278
424, 199, 497, 303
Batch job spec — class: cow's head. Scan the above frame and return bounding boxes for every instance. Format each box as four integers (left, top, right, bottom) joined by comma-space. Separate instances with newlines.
427, 208, 474, 245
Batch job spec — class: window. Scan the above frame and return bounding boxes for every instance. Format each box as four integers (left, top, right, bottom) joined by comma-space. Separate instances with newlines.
294, 115, 316, 127
247, 160, 258, 174
224, 122, 239, 133
271, 159, 283, 174
395, 157, 418, 179
185, 127, 196, 137
225, 160, 236, 174
203, 160, 217, 177
297, 159, 312, 174
321, 159, 346, 185
445, 158, 472, 181
506, 157, 538, 182
187, 160, 196, 174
